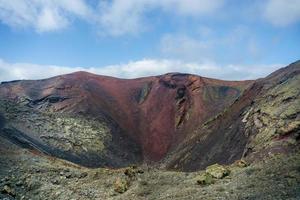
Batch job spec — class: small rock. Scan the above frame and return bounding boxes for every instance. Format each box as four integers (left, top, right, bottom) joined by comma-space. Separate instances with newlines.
92, 171, 101, 179
26, 179, 41, 190
253, 115, 263, 128
78, 172, 88, 179
16, 180, 23, 186
1, 185, 16, 197
65, 172, 73, 179
51, 179, 60, 185
236, 159, 248, 168
205, 164, 230, 179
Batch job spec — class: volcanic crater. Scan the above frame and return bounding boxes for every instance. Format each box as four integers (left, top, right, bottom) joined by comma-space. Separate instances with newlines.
0, 61, 299, 172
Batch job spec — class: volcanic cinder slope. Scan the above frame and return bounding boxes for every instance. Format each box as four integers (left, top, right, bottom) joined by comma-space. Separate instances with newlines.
0, 61, 299, 172
0, 69, 252, 167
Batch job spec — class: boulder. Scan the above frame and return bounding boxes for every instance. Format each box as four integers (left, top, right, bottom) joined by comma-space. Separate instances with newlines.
236, 160, 248, 168
1, 185, 16, 197
205, 164, 230, 179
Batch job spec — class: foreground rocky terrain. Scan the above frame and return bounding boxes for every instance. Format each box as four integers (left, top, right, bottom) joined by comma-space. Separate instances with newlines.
0, 60, 299, 199
0, 136, 299, 200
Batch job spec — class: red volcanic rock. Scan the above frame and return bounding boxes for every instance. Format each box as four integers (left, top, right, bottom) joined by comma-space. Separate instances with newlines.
0, 72, 252, 162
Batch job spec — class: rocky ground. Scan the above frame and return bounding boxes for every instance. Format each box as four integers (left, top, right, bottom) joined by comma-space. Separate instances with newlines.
1, 136, 299, 200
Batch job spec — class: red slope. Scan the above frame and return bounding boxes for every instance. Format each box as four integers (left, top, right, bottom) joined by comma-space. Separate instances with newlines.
0, 72, 252, 161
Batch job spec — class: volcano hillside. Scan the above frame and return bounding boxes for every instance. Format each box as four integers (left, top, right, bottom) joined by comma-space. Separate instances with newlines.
0, 70, 253, 168
0, 61, 299, 199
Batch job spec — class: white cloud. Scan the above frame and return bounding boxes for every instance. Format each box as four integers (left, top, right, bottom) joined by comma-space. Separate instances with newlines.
0, 0, 299, 35
159, 26, 264, 63
160, 34, 212, 62
0, 0, 224, 35
96, 0, 147, 36
0, 0, 91, 32
263, 0, 300, 26
0, 58, 283, 82
36, 7, 67, 32
159, 0, 224, 16
0, 59, 85, 81
96, 0, 225, 36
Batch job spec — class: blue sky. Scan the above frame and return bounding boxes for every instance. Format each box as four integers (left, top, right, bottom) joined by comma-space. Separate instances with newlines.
0, 0, 299, 81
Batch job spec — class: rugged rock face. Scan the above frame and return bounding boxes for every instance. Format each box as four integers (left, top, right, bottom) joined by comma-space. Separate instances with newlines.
0, 72, 251, 167
165, 61, 300, 171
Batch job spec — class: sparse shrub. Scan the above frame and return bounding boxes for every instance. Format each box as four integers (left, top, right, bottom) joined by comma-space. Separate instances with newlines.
216, 186, 225, 192
196, 173, 215, 185
124, 166, 137, 178
114, 177, 130, 193
245, 168, 256, 176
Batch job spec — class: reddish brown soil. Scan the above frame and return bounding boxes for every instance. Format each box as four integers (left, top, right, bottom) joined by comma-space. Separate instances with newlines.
0, 72, 252, 162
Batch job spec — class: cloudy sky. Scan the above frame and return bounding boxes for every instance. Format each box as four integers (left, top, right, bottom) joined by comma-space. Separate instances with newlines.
0, 0, 299, 81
